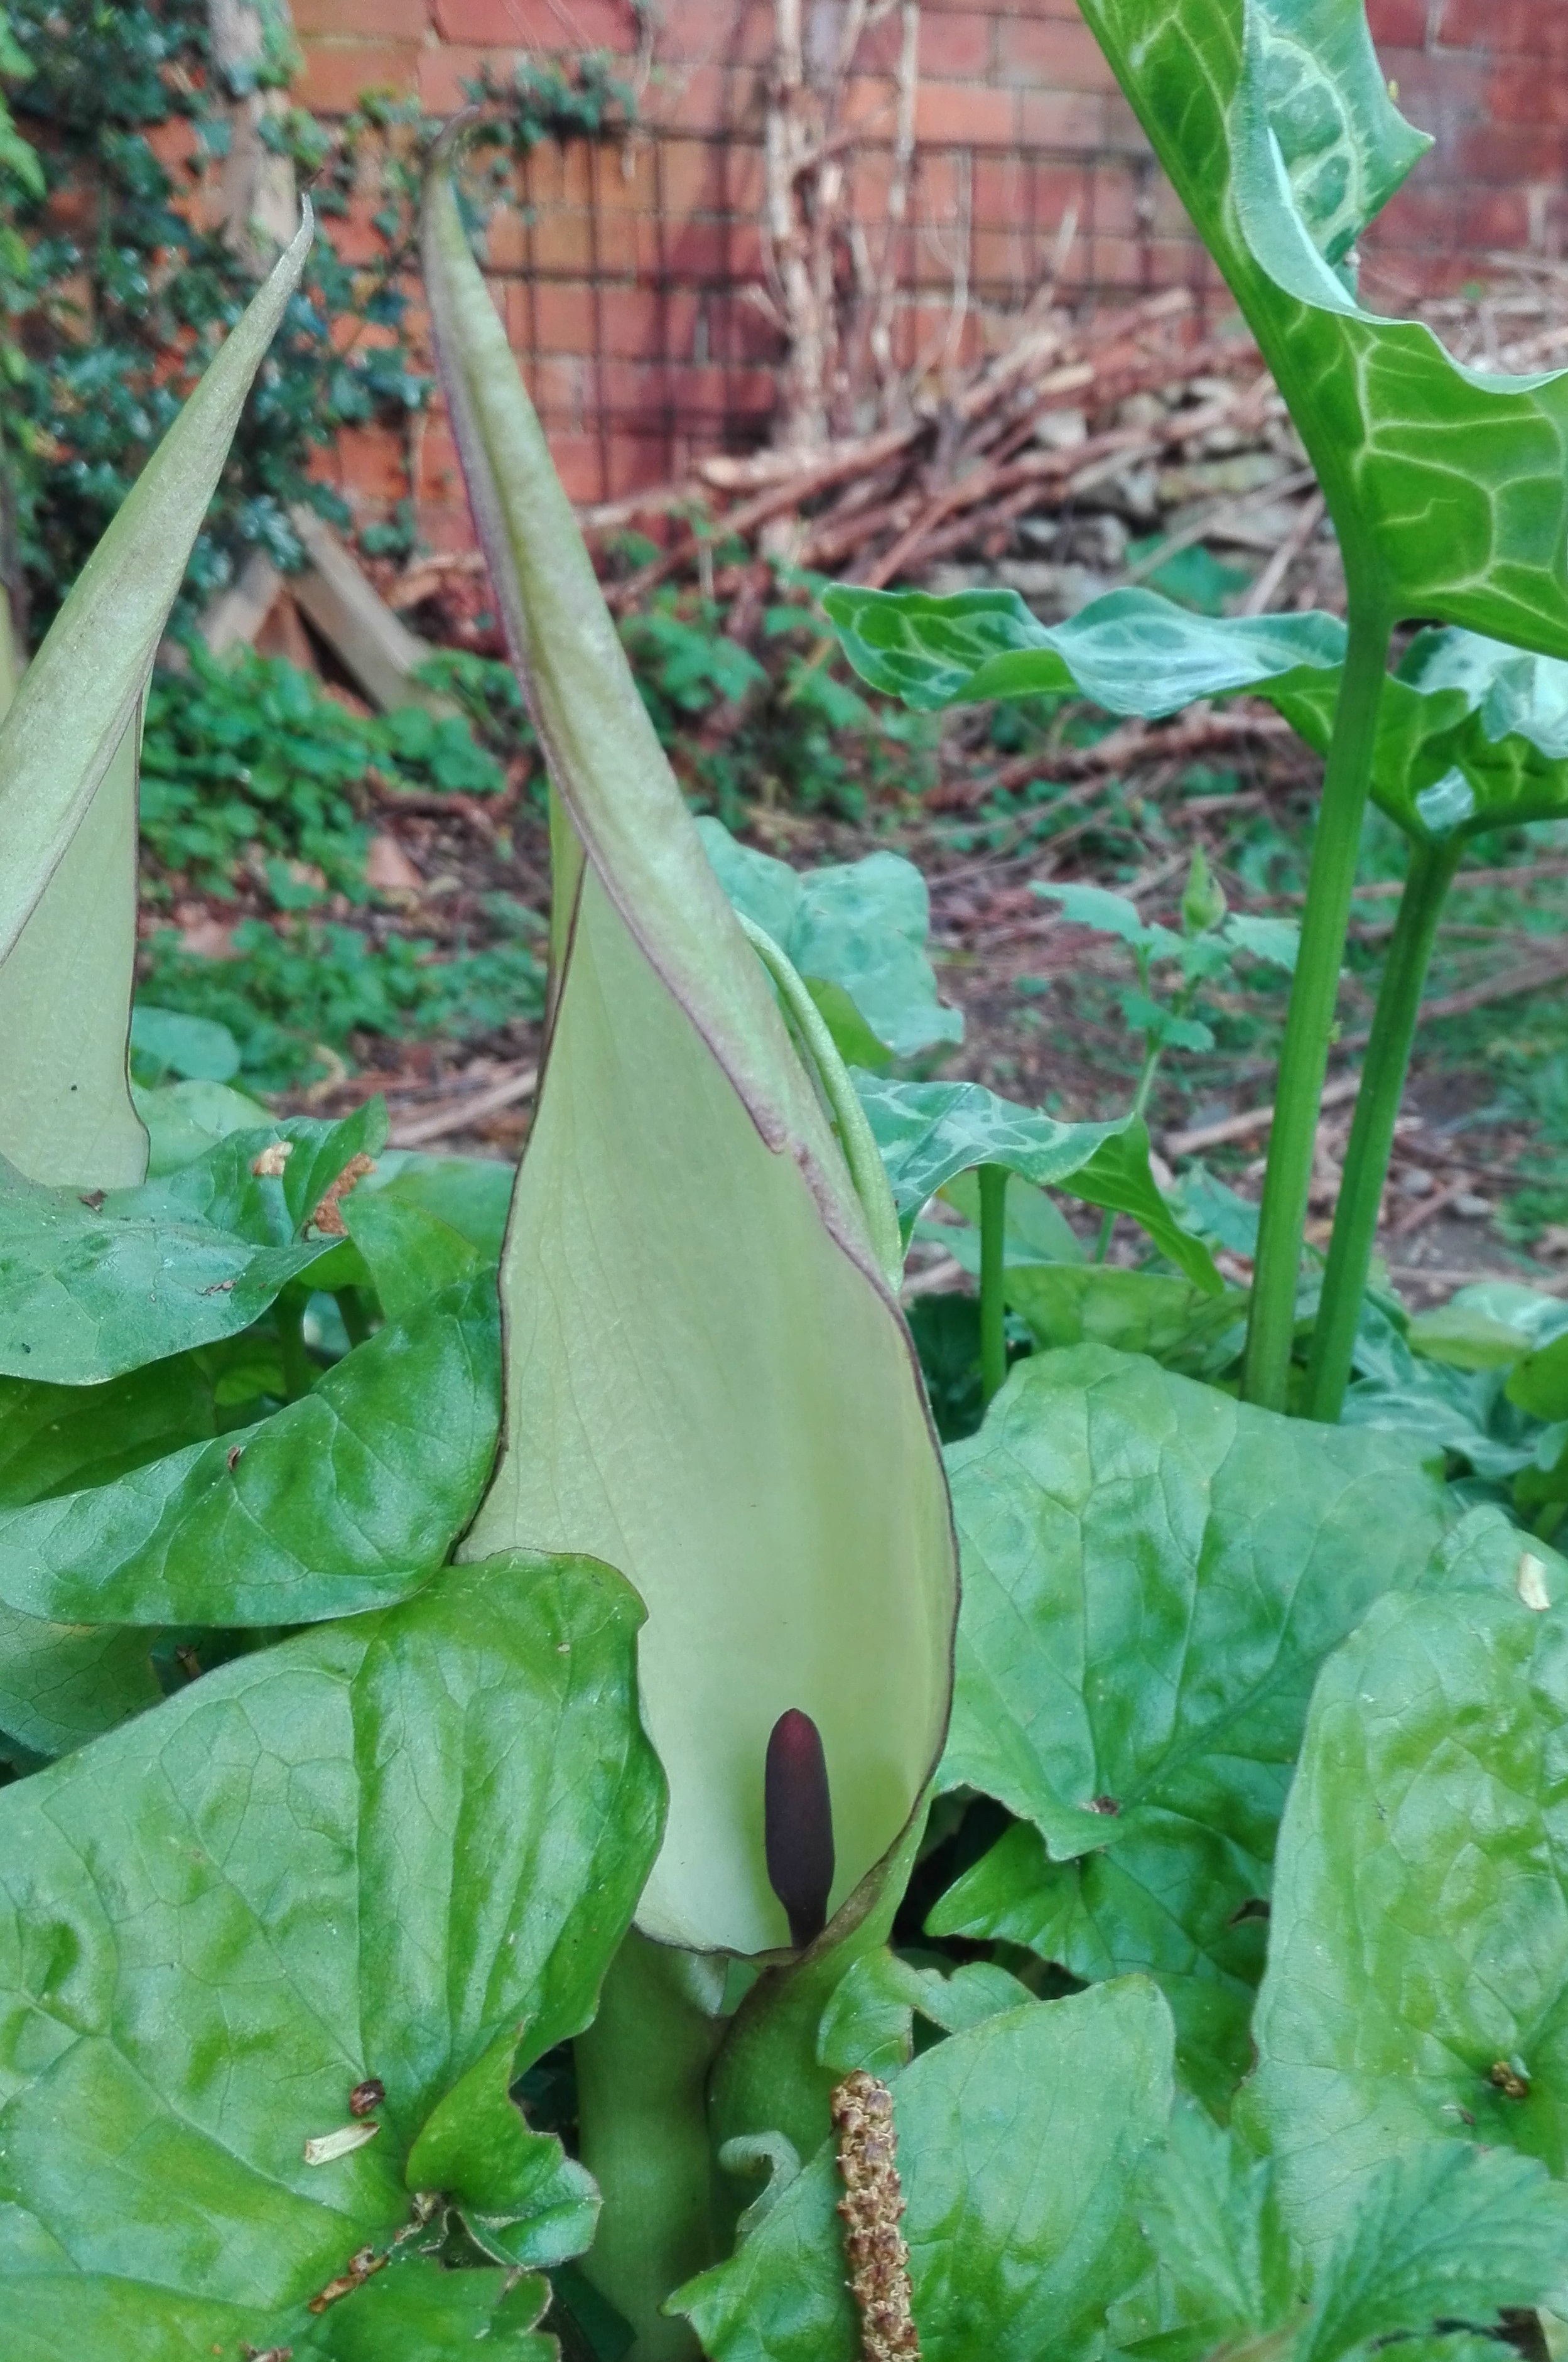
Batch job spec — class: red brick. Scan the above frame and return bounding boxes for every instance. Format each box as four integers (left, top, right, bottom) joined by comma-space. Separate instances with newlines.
1436, 0, 1568, 60
913, 79, 1016, 146
1487, 62, 1568, 132
654, 0, 772, 67
416, 40, 495, 112
1016, 88, 1116, 151
1377, 179, 1532, 251
916, 13, 993, 79
523, 279, 598, 354
298, 38, 421, 110
997, 14, 1117, 90
1453, 120, 1568, 180
1366, 0, 1434, 47
432, 0, 634, 48
328, 424, 411, 504
294, 0, 429, 34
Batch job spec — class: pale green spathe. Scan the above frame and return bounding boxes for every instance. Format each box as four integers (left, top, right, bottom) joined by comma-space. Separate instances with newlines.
0, 715, 144, 1186
423, 153, 957, 1957
0, 207, 310, 1189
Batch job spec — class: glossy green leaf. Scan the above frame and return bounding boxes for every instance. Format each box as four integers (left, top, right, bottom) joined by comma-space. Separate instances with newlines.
129, 1004, 241, 1085
1506, 1330, 1568, 1421
0, 1273, 500, 1627
698, 817, 961, 1059
1078, 0, 1568, 650
1295, 2142, 1568, 2362
1265, 627, 1568, 846
424, 156, 956, 1956
856, 1080, 1222, 1290
0, 214, 311, 1193
673, 1978, 1175, 2362
814, 1949, 1034, 2079
1241, 1579, 1568, 2246
0, 1108, 383, 1385
0, 1550, 662, 2351
361, 1148, 516, 1263
929, 1346, 1454, 2104
0, 1356, 220, 1505
854, 1072, 1124, 1224
1003, 1264, 1245, 1373
0, 1604, 160, 1760
823, 583, 1344, 714
132, 1076, 274, 1176
1112, 2100, 1568, 2362
1110, 2096, 1304, 2362
1069, 1124, 1225, 1292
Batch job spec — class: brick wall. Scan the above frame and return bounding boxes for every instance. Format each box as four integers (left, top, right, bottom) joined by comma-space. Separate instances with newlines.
293, 0, 1568, 521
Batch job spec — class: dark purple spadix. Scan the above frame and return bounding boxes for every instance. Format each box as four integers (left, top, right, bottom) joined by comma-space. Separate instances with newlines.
765, 1708, 836, 1950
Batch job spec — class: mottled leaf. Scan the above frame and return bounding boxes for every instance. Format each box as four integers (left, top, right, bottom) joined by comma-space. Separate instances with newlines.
823, 583, 1344, 714
698, 817, 961, 1059
1078, 0, 1568, 651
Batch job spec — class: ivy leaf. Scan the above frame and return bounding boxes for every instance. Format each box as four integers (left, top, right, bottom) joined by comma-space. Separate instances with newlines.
698, 817, 961, 1059
0, 212, 311, 1192
821, 582, 1344, 715
0, 1109, 382, 1385
1241, 1582, 1568, 2248
929, 1346, 1455, 2105
0, 1272, 500, 1627
423, 157, 956, 1956
0, 1551, 663, 2353
1078, 0, 1568, 653
672, 1978, 1175, 2362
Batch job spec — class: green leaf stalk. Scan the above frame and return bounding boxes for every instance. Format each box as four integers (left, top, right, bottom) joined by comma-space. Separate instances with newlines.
1304, 837, 1462, 1422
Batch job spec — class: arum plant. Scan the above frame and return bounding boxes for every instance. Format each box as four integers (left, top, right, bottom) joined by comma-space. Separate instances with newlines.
1264, 631, 1568, 1419
835, 0, 1568, 1415
422, 139, 957, 2351
0, 208, 311, 1190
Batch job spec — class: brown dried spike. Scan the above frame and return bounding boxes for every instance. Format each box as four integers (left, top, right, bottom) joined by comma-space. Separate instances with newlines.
831, 2071, 921, 2361
310, 1151, 376, 1237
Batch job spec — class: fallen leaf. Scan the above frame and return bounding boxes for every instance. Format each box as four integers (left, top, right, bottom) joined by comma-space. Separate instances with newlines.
365, 832, 424, 893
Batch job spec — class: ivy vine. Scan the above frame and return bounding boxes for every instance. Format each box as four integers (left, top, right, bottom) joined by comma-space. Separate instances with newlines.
0, 1, 639, 636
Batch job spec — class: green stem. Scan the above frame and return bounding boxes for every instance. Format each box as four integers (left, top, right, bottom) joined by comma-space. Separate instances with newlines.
274, 1291, 313, 1402
335, 1285, 372, 1348
1242, 602, 1393, 1412
978, 1162, 1008, 1406
1093, 1208, 1115, 1263
573, 1932, 726, 2361
1304, 836, 1461, 1423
